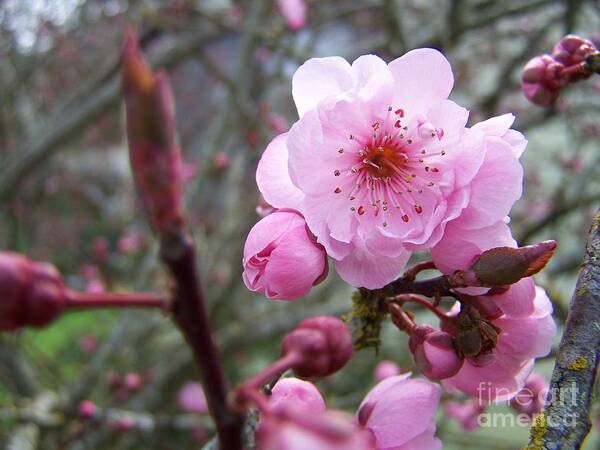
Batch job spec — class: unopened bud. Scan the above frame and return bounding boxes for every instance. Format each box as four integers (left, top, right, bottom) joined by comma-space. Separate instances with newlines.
469, 240, 557, 287
122, 29, 184, 236
521, 55, 565, 107
408, 325, 463, 380
282, 316, 353, 378
552, 35, 597, 78
0, 252, 67, 331
123, 372, 143, 392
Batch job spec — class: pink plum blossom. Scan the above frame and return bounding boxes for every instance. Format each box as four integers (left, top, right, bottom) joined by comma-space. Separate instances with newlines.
256, 50, 526, 289
270, 377, 326, 414
177, 382, 208, 414
357, 374, 442, 450
374, 360, 400, 381
242, 210, 328, 300
276, 0, 308, 32
442, 286, 556, 401
445, 399, 486, 432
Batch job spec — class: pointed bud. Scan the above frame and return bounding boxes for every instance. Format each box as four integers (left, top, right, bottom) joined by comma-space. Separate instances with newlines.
282, 316, 353, 378
521, 55, 565, 107
122, 29, 184, 236
0, 252, 67, 331
408, 325, 463, 380
466, 240, 556, 287
552, 35, 597, 78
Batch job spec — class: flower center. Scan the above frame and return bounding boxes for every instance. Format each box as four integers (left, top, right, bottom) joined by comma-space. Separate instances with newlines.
363, 145, 408, 179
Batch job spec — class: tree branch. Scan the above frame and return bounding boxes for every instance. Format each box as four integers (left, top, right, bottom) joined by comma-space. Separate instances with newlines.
526, 210, 600, 449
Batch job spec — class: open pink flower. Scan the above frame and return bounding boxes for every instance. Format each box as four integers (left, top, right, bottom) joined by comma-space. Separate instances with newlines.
357, 374, 442, 450
442, 286, 556, 401
243, 210, 328, 300
256, 50, 526, 289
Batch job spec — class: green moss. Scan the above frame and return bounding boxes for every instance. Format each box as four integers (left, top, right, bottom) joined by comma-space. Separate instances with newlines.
342, 290, 388, 352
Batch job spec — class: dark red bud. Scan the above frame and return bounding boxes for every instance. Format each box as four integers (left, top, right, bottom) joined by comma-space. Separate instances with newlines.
0, 252, 67, 331
469, 240, 557, 287
281, 316, 353, 378
122, 29, 184, 236
409, 325, 462, 380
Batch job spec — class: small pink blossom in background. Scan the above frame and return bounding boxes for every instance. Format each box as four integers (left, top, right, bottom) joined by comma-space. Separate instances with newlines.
79, 334, 98, 354
80, 264, 105, 293
269, 377, 326, 414
112, 416, 136, 432
256, 47, 272, 63
78, 400, 98, 420
242, 210, 328, 300
213, 152, 230, 171
276, 0, 308, 32
510, 372, 548, 417
374, 360, 400, 381
357, 374, 442, 450
254, 50, 526, 289
258, 409, 375, 450
442, 286, 556, 401
177, 382, 208, 414
92, 237, 109, 263
123, 372, 143, 392
267, 112, 289, 134
117, 229, 146, 255
181, 160, 199, 184
445, 399, 486, 432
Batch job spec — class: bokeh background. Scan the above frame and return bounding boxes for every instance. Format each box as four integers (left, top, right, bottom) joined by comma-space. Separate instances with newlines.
1, 1, 599, 449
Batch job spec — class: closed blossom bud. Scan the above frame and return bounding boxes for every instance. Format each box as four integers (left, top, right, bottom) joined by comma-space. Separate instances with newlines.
243, 210, 328, 300
258, 409, 374, 450
468, 240, 557, 287
123, 372, 143, 392
408, 325, 463, 380
122, 30, 184, 236
552, 35, 597, 79
269, 378, 326, 414
521, 55, 566, 107
0, 252, 67, 331
282, 316, 353, 378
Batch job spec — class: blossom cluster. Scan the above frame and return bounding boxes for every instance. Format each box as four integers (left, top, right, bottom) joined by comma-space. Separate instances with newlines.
244, 48, 527, 295
521, 35, 599, 107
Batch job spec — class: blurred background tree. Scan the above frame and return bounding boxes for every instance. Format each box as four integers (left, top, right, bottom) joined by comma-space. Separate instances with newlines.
0, 0, 599, 449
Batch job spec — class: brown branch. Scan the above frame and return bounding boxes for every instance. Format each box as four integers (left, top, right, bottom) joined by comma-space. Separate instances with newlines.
526, 210, 600, 449
160, 232, 244, 450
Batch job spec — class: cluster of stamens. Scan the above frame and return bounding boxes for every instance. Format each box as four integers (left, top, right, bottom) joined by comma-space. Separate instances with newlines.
332, 106, 446, 227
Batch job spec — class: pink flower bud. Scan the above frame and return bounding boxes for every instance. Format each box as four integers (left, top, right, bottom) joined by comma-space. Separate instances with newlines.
177, 382, 208, 414
282, 316, 353, 378
374, 360, 400, 382
510, 372, 548, 416
0, 252, 67, 331
552, 35, 597, 75
270, 378, 326, 414
521, 55, 565, 107
78, 400, 98, 420
79, 334, 98, 354
409, 325, 463, 380
258, 409, 375, 450
276, 0, 308, 32
357, 375, 441, 449
113, 416, 136, 432
213, 152, 230, 170
243, 210, 328, 300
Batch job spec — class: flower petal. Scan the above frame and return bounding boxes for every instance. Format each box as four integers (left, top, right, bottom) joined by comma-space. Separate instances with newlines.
292, 57, 353, 117
257, 133, 304, 209
388, 48, 454, 114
